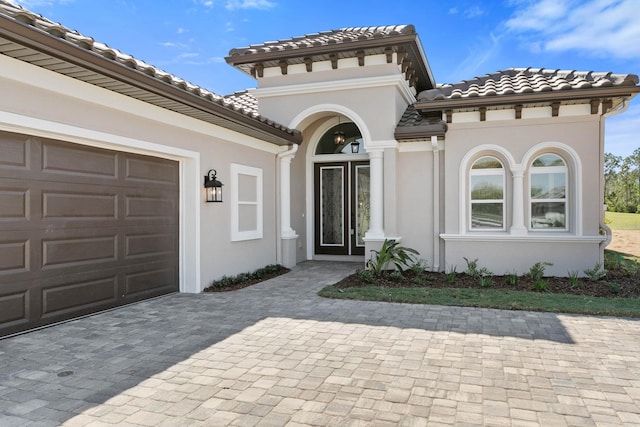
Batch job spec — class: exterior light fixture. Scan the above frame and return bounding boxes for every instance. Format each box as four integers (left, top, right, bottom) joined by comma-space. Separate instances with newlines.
351, 140, 361, 153
334, 116, 345, 145
204, 169, 223, 202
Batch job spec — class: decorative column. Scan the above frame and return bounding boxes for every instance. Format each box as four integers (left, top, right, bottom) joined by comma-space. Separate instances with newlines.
278, 145, 298, 267
364, 149, 385, 241
510, 165, 527, 235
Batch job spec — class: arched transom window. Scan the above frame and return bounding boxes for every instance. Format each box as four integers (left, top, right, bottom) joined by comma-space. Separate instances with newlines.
315, 122, 363, 155
470, 156, 505, 230
530, 154, 567, 230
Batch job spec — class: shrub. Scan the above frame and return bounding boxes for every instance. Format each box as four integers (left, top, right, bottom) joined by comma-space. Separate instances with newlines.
534, 279, 548, 292
367, 239, 419, 276
357, 269, 374, 284
388, 271, 404, 282
410, 259, 429, 276
445, 265, 457, 283
527, 262, 553, 282
463, 257, 480, 279
506, 272, 518, 286
584, 262, 606, 281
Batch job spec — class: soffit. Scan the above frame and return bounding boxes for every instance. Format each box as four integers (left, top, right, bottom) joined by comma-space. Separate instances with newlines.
0, 1, 301, 146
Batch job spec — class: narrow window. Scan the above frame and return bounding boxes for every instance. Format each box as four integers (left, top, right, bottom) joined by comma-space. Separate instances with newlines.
470, 156, 505, 230
530, 154, 567, 230
230, 164, 263, 241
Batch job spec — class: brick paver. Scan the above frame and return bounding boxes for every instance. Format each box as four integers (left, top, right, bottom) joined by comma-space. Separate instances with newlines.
1, 261, 639, 426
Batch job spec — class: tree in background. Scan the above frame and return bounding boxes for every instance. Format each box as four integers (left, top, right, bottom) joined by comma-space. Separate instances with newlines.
605, 148, 640, 213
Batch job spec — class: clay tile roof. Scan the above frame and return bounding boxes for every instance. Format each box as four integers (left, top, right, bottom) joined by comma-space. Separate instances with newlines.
418, 68, 639, 102
0, 0, 300, 144
228, 25, 416, 57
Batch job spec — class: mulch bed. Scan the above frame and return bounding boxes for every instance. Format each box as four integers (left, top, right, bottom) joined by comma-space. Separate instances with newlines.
332, 269, 640, 299
203, 265, 290, 292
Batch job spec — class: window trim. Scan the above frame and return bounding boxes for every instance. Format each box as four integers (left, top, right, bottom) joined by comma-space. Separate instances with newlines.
528, 154, 568, 232
230, 163, 263, 242
469, 156, 506, 231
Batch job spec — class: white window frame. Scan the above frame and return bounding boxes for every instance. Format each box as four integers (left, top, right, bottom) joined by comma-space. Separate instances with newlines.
230, 163, 263, 241
469, 156, 506, 231
529, 154, 568, 231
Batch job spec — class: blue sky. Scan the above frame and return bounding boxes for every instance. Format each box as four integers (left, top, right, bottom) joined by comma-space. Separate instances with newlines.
11, 0, 640, 157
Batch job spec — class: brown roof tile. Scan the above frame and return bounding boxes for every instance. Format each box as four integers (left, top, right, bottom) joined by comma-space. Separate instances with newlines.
228, 25, 416, 57
418, 68, 639, 101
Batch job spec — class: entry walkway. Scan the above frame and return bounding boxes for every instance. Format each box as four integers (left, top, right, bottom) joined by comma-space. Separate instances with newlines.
1, 261, 639, 426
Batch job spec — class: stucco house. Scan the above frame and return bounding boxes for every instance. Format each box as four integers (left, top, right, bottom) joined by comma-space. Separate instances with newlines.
1, 1, 639, 336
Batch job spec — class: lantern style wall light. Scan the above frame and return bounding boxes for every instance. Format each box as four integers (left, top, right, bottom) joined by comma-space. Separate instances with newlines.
204, 169, 223, 202
351, 139, 361, 153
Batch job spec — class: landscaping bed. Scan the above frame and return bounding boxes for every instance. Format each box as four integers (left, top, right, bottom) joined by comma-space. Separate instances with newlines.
203, 264, 290, 292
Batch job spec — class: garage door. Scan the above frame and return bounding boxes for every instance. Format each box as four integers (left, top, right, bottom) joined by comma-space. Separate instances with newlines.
0, 130, 179, 337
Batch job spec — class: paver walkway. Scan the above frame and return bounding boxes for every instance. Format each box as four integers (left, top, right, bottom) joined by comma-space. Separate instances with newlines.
1, 261, 639, 426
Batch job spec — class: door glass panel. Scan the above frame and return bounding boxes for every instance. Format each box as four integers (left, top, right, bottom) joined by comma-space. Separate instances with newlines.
320, 166, 344, 246
355, 165, 370, 247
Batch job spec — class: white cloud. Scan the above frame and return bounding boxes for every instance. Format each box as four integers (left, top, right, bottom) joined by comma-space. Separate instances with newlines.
225, 0, 276, 11
506, 0, 640, 59
463, 6, 484, 18
451, 32, 503, 82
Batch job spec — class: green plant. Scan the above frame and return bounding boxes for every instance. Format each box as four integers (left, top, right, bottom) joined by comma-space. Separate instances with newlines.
478, 275, 493, 287
534, 279, 548, 292
463, 257, 480, 279
445, 265, 457, 283
388, 270, 404, 282
608, 282, 621, 294
412, 276, 429, 286
410, 259, 429, 276
367, 239, 419, 276
506, 271, 518, 286
527, 262, 553, 282
583, 262, 606, 281
357, 269, 374, 284
568, 270, 579, 288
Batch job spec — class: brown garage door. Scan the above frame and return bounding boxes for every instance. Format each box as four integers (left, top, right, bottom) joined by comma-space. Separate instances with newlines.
0, 130, 179, 337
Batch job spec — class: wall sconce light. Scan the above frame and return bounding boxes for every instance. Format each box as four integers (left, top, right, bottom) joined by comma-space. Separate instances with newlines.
204, 169, 223, 203
351, 140, 361, 153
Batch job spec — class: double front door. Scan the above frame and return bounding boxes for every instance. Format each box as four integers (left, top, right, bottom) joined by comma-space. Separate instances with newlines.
314, 161, 370, 255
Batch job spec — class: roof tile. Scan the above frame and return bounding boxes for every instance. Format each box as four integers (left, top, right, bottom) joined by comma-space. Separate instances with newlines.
419, 68, 639, 101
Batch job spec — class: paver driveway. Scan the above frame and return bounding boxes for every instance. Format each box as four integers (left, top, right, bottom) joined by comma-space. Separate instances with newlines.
1, 261, 640, 426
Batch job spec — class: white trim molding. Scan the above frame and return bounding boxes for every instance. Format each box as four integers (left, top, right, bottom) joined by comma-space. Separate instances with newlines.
230, 163, 264, 242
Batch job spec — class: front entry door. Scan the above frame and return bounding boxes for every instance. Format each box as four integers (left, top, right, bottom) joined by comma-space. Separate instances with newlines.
314, 162, 370, 255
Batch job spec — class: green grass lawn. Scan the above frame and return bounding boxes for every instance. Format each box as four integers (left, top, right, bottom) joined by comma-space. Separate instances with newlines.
605, 211, 640, 230
319, 286, 640, 317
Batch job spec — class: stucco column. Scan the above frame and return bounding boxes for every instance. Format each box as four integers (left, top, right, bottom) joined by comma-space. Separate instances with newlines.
510, 166, 527, 235
364, 149, 385, 241
278, 145, 298, 268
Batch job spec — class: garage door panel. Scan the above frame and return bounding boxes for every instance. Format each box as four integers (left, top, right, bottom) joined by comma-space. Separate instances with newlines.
125, 193, 177, 221
125, 266, 177, 299
42, 190, 117, 220
42, 140, 117, 179
0, 131, 30, 169
0, 188, 30, 220
125, 155, 179, 186
125, 232, 176, 258
41, 275, 118, 319
0, 293, 31, 334
0, 240, 30, 275
42, 235, 118, 269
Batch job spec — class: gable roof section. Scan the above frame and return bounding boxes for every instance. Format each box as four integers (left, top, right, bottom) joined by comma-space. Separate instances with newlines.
226, 25, 435, 93
0, 1, 301, 146
415, 68, 640, 112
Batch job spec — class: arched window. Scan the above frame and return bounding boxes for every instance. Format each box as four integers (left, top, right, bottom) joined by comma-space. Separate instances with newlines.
315, 122, 363, 155
470, 156, 505, 230
530, 154, 567, 230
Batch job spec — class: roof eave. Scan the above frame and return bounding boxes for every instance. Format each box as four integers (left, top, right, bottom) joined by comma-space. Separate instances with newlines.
394, 123, 447, 141
415, 86, 640, 112
0, 14, 301, 146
